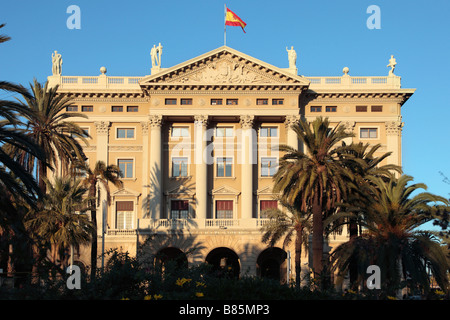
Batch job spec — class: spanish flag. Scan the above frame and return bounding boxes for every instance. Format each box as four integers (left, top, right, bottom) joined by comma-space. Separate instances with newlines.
225, 7, 246, 33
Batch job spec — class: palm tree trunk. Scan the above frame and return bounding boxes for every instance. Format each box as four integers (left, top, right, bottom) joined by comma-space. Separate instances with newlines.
295, 225, 303, 287
38, 160, 47, 194
349, 217, 358, 288
89, 182, 97, 279
312, 192, 323, 278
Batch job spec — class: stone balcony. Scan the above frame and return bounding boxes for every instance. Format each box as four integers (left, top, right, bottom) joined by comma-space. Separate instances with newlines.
105, 218, 272, 236
48, 73, 402, 91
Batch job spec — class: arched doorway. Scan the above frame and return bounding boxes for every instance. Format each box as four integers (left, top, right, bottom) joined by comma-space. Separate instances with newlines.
155, 247, 188, 271
257, 247, 287, 282
205, 247, 240, 278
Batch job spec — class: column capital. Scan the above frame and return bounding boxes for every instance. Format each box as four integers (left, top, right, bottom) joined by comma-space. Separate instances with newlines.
342, 121, 356, 134
239, 115, 254, 130
94, 121, 110, 135
141, 121, 150, 135
149, 114, 163, 128
385, 120, 403, 136
194, 115, 209, 127
284, 115, 301, 129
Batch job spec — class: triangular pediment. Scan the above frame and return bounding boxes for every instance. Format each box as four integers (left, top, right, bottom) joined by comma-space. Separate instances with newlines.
210, 185, 241, 196
112, 188, 141, 198
139, 46, 310, 89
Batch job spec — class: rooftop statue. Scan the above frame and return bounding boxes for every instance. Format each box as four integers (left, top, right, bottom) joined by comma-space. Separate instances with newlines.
151, 43, 163, 68
52, 50, 62, 75
387, 55, 397, 75
286, 46, 297, 70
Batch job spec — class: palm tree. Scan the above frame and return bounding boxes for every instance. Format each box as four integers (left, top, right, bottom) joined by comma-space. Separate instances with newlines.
261, 199, 311, 286
5, 79, 89, 193
26, 176, 94, 270
79, 160, 123, 278
333, 142, 402, 287
272, 116, 356, 279
0, 23, 11, 44
329, 175, 450, 296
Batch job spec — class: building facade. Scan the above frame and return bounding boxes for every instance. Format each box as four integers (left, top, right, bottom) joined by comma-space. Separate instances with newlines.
48, 46, 415, 283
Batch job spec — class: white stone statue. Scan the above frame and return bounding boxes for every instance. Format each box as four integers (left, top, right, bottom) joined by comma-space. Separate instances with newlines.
151, 43, 163, 68
286, 46, 297, 69
387, 55, 396, 75
52, 50, 62, 75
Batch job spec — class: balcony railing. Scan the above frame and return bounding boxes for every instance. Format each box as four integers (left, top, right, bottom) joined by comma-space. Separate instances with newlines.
306, 74, 401, 89
47, 74, 143, 90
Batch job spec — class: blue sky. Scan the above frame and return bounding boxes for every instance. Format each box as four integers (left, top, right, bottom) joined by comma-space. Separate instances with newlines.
1, 0, 449, 205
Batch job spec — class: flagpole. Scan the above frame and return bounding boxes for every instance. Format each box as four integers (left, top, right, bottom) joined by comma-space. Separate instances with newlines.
224, 4, 227, 46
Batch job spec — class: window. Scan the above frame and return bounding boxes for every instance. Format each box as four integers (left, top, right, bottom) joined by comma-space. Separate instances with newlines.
117, 128, 135, 139
81, 105, 93, 112
116, 201, 134, 229
356, 105, 367, 112
217, 158, 232, 177
172, 127, 189, 137
216, 200, 233, 219
360, 128, 378, 139
326, 106, 337, 112
226, 99, 238, 105
118, 159, 134, 178
165, 98, 177, 105
260, 200, 278, 218
211, 99, 223, 105
261, 157, 278, 177
310, 106, 322, 112
112, 106, 123, 112
371, 105, 383, 112
260, 127, 278, 137
216, 127, 233, 137
257, 99, 268, 105
127, 106, 138, 112
181, 99, 192, 105
66, 105, 78, 112
272, 99, 284, 105
172, 157, 188, 177
171, 200, 189, 219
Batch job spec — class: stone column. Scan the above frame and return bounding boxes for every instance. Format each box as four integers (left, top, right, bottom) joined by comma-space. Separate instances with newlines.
141, 121, 150, 218
240, 115, 256, 221
194, 115, 208, 222
342, 121, 355, 146
285, 115, 300, 151
385, 119, 403, 169
149, 115, 163, 219
94, 121, 110, 237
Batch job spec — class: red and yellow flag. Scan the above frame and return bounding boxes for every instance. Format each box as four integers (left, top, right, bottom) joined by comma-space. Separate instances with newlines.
225, 7, 246, 33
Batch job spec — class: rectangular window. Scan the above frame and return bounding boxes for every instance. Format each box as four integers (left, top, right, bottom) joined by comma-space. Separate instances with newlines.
257, 99, 268, 105
116, 201, 134, 229
118, 159, 134, 178
356, 105, 367, 112
326, 106, 337, 112
260, 127, 278, 137
272, 99, 284, 105
117, 128, 135, 139
260, 200, 278, 218
172, 127, 189, 137
180, 99, 192, 105
66, 105, 78, 112
371, 105, 383, 112
112, 106, 123, 112
226, 99, 238, 105
81, 105, 93, 112
216, 200, 233, 219
211, 99, 223, 105
165, 98, 177, 105
171, 200, 189, 219
217, 158, 232, 177
172, 157, 188, 177
261, 157, 278, 177
360, 128, 378, 139
310, 106, 322, 112
216, 127, 233, 137
127, 106, 138, 112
